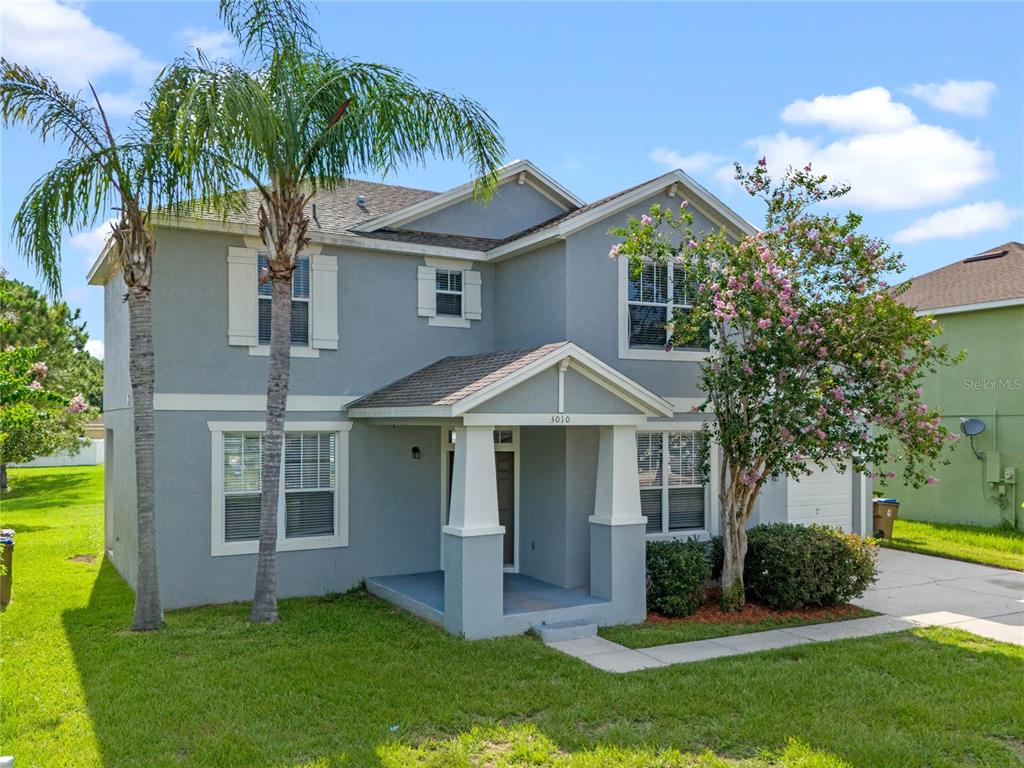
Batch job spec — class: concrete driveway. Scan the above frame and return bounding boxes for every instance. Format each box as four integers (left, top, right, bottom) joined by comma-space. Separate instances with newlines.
854, 548, 1024, 646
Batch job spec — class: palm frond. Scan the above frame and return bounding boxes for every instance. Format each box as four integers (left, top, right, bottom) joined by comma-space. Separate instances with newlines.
219, 0, 317, 58
10, 146, 125, 294
0, 58, 105, 155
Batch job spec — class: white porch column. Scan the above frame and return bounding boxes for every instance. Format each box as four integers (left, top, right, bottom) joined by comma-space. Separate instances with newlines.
589, 425, 646, 618
443, 425, 505, 638
590, 425, 645, 526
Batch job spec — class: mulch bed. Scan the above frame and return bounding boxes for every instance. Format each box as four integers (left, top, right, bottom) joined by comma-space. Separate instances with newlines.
647, 590, 864, 625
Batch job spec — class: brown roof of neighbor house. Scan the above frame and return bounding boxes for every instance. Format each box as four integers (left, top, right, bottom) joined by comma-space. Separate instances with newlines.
895, 242, 1024, 311
350, 342, 569, 409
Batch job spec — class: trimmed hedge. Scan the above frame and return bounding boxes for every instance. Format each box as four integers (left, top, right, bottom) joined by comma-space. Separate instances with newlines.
646, 538, 711, 617
743, 524, 877, 609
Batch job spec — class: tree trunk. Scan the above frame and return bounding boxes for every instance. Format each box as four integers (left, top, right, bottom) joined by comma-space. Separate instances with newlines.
0, 464, 8, 493
127, 287, 163, 630
720, 496, 748, 612
250, 276, 292, 623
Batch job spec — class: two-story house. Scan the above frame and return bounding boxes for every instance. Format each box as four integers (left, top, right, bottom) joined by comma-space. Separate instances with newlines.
91, 160, 872, 639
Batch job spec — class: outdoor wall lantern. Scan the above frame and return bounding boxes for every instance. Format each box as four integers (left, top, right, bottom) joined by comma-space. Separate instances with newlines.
959, 418, 986, 460
411, 446, 421, 460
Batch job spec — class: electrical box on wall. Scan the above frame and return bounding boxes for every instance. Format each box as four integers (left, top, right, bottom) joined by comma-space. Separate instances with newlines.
985, 451, 1002, 484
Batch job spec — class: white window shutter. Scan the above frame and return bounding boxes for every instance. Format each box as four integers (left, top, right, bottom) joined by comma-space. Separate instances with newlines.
310, 253, 338, 350
417, 266, 436, 317
227, 247, 258, 346
464, 270, 482, 320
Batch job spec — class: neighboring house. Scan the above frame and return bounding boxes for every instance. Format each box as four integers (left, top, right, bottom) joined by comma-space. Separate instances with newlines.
91, 160, 871, 639
880, 242, 1024, 530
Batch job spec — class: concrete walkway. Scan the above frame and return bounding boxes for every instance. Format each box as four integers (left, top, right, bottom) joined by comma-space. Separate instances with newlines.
546, 549, 1024, 672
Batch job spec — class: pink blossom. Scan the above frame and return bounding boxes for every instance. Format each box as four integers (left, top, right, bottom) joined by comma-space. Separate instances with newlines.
31, 361, 48, 379
757, 318, 772, 329
67, 393, 87, 413
608, 243, 622, 260
926, 476, 939, 486
640, 214, 653, 227
680, 200, 689, 208
688, 240, 699, 249
815, 428, 826, 440
28, 380, 42, 390
885, 471, 897, 479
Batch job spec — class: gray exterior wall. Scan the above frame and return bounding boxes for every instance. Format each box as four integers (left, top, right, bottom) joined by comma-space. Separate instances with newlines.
494, 241, 566, 348
401, 180, 566, 239
153, 413, 441, 608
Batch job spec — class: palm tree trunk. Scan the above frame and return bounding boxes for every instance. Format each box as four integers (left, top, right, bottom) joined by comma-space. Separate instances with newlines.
251, 276, 292, 623
127, 287, 163, 630
0, 464, 8, 493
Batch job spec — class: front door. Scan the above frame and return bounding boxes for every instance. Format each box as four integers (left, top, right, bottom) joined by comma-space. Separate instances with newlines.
495, 452, 515, 566
446, 449, 516, 567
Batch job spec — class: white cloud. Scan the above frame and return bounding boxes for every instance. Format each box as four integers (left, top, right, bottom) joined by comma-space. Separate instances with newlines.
905, 80, 997, 117
892, 201, 1019, 244
71, 219, 115, 257
85, 339, 104, 360
781, 87, 917, 133
650, 148, 726, 173
747, 124, 994, 210
0, 1, 158, 89
181, 27, 235, 60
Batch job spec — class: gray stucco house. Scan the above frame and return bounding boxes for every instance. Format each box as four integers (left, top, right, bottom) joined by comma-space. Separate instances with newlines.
91, 160, 872, 639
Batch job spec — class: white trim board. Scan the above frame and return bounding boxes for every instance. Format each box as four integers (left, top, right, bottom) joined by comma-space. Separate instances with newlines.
157, 394, 358, 412
915, 297, 1024, 316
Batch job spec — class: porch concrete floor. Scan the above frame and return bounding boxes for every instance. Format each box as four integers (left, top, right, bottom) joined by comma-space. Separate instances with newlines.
366, 570, 607, 616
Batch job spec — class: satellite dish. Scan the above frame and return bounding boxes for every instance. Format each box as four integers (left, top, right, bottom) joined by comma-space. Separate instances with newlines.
960, 418, 986, 437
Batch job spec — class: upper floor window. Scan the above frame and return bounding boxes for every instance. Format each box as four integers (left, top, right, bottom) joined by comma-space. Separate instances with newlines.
627, 260, 699, 349
258, 254, 310, 346
435, 269, 463, 317
637, 430, 705, 535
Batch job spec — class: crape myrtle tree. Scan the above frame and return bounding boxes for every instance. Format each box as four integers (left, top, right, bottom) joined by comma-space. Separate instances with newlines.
610, 162, 959, 610
164, 0, 505, 623
1, 60, 233, 630
0, 346, 92, 490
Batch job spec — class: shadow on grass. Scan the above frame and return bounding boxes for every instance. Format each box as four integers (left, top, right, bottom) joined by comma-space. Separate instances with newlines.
4, 468, 101, 512
63, 560, 1024, 768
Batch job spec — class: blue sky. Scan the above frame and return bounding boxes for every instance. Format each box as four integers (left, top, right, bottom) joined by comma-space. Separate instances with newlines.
2, 1, 1022, 358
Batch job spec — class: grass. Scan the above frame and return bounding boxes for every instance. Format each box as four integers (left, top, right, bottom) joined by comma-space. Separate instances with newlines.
2, 466, 1024, 767
880, 518, 1024, 571
600, 606, 876, 649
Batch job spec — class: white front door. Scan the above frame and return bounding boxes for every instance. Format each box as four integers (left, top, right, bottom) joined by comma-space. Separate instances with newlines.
788, 465, 854, 531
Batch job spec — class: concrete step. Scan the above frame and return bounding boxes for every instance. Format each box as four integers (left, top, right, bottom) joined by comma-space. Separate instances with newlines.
532, 619, 597, 643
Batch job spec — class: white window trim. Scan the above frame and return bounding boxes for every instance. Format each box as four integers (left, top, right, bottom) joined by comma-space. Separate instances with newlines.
638, 420, 720, 540
617, 255, 710, 362
428, 315, 472, 329
208, 420, 352, 556
249, 253, 321, 357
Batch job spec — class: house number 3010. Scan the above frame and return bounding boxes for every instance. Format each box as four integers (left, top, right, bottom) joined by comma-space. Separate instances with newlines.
550, 414, 571, 424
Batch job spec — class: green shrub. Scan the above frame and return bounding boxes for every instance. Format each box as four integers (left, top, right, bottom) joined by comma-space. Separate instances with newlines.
744, 523, 877, 609
646, 538, 711, 617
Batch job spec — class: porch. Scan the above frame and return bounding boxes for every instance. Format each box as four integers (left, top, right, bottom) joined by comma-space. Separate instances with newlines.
349, 342, 675, 639
366, 570, 613, 634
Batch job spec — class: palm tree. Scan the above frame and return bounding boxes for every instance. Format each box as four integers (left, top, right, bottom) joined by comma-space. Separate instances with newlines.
1, 60, 232, 630
166, 0, 505, 623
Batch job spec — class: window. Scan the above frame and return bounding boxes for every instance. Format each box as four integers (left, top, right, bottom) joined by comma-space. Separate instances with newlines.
257, 254, 310, 346
222, 431, 337, 543
637, 431, 705, 534
435, 269, 463, 317
627, 260, 701, 349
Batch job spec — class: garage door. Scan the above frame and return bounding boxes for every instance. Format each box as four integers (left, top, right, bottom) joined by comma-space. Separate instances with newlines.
787, 465, 853, 532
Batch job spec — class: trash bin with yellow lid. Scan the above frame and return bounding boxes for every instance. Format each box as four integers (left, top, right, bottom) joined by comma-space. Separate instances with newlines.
872, 499, 899, 539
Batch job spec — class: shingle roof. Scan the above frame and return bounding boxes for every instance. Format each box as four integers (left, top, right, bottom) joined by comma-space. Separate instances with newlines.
895, 242, 1024, 311
370, 228, 503, 251
196, 179, 439, 235
350, 342, 569, 409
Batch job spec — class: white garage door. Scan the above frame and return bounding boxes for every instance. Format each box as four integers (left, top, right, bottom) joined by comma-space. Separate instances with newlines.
788, 465, 853, 532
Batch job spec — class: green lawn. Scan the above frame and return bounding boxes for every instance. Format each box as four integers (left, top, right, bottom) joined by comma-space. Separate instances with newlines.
600, 607, 876, 649
3, 466, 1024, 767
881, 518, 1024, 571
